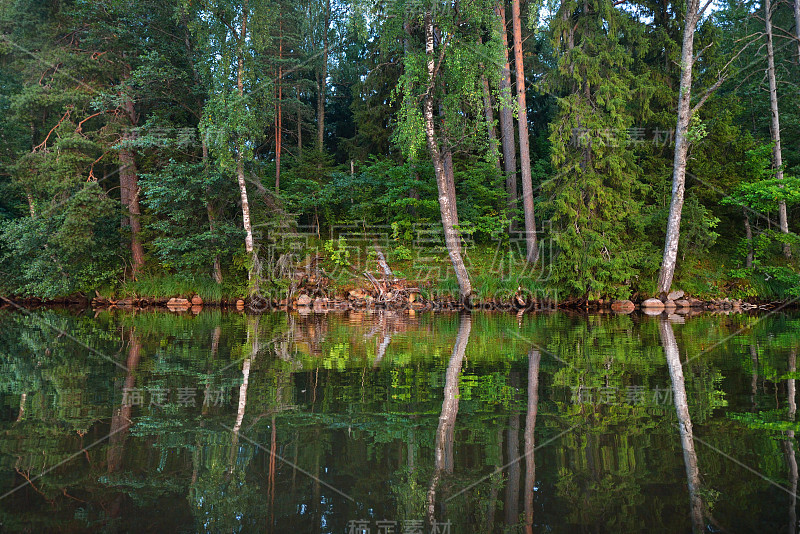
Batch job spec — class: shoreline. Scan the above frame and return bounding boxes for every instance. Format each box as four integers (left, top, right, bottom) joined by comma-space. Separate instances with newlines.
1, 293, 792, 315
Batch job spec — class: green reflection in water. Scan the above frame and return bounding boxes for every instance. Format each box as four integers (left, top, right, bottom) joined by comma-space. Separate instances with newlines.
0, 308, 798, 532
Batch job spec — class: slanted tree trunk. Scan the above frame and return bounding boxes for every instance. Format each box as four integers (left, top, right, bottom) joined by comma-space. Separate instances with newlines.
660, 319, 704, 532
511, 0, 539, 263
765, 0, 791, 259
237, 2, 255, 265
15, 393, 26, 422
495, 2, 518, 231
422, 11, 472, 300
439, 103, 460, 228
317, 0, 330, 152
657, 0, 706, 295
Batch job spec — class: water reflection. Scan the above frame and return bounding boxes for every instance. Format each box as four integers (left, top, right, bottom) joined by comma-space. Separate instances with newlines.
0, 308, 798, 531
660, 318, 704, 533
524, 349, 540, 534
427, 313, 471, 525
785, 349, 797, 534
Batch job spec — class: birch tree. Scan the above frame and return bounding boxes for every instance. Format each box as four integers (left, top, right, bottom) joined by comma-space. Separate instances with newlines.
188, 0, 273, 279
390, 1, 501, 300
656, 0, 717, 295
764, 0, 791, 258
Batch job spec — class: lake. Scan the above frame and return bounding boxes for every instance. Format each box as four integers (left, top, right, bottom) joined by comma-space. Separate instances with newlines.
0, 307, 797, 532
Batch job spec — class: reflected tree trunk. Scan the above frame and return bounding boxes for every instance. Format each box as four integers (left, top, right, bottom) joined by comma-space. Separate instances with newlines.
108, 329, 142, 474
524, 349, 541, 534
230, 315, 260, 471
268, 415, 277, 532
505, 372, 521, 527
426, 314, 472, 525
107, 329, 142, 519
751, 344, 759, 409
660, 319, 704, 532
487, 426, 504, 529
784, 350, 797, 534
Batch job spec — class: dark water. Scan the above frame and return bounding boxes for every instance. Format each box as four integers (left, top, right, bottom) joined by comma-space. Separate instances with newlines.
0, 307, 798, 533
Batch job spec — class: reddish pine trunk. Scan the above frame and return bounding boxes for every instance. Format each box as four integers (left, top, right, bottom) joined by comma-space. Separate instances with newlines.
119, 99, 144, 278
511, 0, 539, 263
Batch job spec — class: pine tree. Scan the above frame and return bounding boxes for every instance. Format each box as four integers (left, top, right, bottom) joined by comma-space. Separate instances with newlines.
545, 0, 646, 299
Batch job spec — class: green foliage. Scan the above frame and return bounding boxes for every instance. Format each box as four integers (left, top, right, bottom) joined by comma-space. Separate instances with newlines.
323, 236, 351, 267
0, 183, 119, 297
543, 0, 650, 299
140, 161, 243, 278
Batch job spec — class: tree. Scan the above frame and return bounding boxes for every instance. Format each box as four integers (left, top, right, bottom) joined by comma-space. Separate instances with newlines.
545, 0, 646, 299
495, 2, 518, 231
511, 0, 539, 263
390, 2, 499, 300
657, 0, 717, 295
660, 319, 705, 532
763, 0, 791, 258
189, 0, 274, 280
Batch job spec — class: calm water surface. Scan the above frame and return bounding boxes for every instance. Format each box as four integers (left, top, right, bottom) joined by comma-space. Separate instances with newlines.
0, 308, 798, 532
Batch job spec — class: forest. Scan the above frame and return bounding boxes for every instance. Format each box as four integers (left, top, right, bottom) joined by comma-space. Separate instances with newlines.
1, 0, 799, 303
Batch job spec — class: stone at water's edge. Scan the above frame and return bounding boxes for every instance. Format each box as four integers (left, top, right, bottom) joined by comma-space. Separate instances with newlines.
349, 289, 367, 300
667, 290, 685, 301
235, 299, 245, 310
641, 298, 665, 310
611, 300, 635, 313
191, 295, 203, 306
296, 294, 312, 307
167, 297, 191, 308
675, 299, 691, 308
